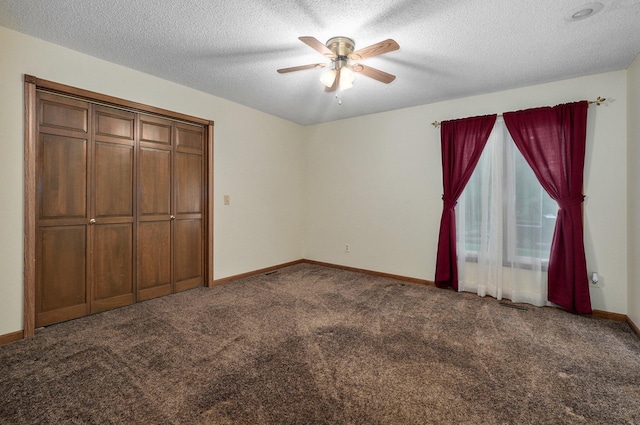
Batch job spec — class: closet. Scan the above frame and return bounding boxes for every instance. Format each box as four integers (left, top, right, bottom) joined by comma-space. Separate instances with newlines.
31, 83, 210, 328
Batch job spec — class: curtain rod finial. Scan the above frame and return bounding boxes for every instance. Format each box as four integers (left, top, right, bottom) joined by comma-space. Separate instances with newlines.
432, 121, 441, 128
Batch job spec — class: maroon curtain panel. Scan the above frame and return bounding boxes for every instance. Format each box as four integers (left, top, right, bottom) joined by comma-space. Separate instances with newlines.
434, 115, 497, 289
503, 101, 591, 314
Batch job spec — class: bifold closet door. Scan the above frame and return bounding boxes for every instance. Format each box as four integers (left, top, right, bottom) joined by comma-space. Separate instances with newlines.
137, 115, 173, 301
137, 118, 205, 298
31, 83, 210, 330
35, 93, 91, 327
91, 106, 136, 313
174, 123, 204, 292
35, 94, 137, 326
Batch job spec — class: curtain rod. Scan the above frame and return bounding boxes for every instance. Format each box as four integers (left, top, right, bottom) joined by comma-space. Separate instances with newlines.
430, 96, 606, 128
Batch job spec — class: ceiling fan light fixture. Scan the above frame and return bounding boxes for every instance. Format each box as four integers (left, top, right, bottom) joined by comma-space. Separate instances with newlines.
320, 69, 337, 87
339, 66, 355, 91
340, 66, 355, 83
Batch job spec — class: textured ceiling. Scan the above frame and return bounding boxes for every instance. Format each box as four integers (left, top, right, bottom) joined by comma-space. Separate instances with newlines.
1, 0, 639, 125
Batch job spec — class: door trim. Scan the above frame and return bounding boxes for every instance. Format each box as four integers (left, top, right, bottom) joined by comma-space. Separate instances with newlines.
24, 75, 211, 126
23, 75, 214, 338
23, 78, 37, 338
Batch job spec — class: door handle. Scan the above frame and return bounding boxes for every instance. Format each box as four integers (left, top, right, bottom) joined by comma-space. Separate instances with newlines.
170, 215, 176, 220
89, 219, 96, 224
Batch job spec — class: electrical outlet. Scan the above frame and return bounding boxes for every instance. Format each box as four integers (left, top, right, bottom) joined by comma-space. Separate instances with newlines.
344, 243, 350, 253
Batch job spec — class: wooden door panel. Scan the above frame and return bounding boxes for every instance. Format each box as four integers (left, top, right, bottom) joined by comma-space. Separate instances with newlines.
91, 106, 136, 312
92, 224, 134, 313
39, 135, 88, 220
174, 123, 204, 292
96, 111, 134, 141
175, 152, 202, 215
140, 116, 172, 146
94, 142, 134, 218
174, 219, 202, 292
39, 96, 89, 134
139, 148, 171, 217
35, 92, 90, 327
138, 115, 174, 299
36, 226, 88, 326
176, 123, 203, 153
138, 221, 172, 300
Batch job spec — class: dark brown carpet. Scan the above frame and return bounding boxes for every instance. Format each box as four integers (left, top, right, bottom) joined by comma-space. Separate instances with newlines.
1, 263, 639, 424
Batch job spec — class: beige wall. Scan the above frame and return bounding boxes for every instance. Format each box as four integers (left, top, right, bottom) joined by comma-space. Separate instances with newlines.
628, 54, 640, 327
0, 24, 634, 337
305, 71, 629, 315
0, 26, 306, 336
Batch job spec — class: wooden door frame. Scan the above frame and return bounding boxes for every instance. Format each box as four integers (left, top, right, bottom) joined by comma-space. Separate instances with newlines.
23, 75, 214, 338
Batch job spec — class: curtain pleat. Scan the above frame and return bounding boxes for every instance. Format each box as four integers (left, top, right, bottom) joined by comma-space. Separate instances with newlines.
503, 101, 591, 314
435, 115, 497, 289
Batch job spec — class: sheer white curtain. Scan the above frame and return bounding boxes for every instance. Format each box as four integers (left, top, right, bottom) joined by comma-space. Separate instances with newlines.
455, 119, 556, 306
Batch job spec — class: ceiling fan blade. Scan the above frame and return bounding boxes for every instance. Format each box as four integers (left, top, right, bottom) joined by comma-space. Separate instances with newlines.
352, 64, 396, 84
325, 69, 340, 92
299, 36, 336, 58
348, 39, 399, 61
277, 63, 327, 73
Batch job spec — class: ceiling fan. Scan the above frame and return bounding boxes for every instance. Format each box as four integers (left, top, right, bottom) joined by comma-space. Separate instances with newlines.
277, 36, 399, 92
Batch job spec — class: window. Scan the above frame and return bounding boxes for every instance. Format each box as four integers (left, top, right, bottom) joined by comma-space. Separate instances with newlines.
458, 120, 556, 266
455, 119, 555, 305
512, 152, 557, 263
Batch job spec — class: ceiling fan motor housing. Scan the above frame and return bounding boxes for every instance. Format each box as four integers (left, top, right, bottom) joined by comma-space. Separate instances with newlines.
326, 37, 355, 58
